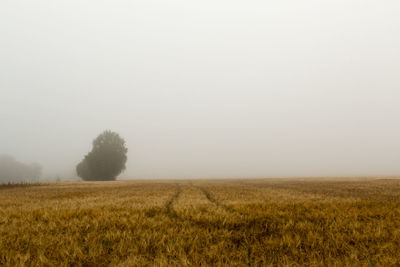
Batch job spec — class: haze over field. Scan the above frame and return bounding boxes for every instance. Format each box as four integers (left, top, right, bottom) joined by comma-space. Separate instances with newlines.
1, 0, 400, 179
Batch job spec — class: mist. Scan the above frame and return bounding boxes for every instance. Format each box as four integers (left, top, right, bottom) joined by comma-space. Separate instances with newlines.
1, 0, 400, 180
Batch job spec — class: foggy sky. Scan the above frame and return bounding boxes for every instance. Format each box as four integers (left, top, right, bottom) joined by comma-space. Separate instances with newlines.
1, 0, 400, 179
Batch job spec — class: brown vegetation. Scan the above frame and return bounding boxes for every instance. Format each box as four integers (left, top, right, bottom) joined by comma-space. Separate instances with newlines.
0, 178, 399, 266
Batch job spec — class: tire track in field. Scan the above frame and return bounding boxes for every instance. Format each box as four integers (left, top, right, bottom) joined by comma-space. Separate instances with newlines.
197, 186, 244, 216
164, 184, 182, 219
195, 185, 263, 266
161, 185, 263, 267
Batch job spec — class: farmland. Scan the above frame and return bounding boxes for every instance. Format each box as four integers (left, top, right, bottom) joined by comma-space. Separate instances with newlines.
0, 178, 400, 266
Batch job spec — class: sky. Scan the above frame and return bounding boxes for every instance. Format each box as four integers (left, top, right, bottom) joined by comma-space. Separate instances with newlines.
1, 0, 400, 179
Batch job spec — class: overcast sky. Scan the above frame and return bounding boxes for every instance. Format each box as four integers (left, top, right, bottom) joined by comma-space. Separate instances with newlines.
1, 0, 400, 179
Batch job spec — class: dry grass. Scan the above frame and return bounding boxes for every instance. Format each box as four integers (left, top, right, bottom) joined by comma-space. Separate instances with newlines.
1, 178, 400, 266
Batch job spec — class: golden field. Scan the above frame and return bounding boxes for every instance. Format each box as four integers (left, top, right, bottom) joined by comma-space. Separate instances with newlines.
0, 178, 400, 266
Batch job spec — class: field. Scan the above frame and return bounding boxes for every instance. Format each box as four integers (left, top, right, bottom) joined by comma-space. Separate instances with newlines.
1, 178, 400, 266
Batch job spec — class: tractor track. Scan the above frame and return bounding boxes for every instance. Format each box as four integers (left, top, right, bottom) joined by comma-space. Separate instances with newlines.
164, 184, 182, 219
196, 186, 245, 216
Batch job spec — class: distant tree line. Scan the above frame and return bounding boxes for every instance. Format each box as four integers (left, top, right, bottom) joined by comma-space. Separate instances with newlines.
0, 154, 42, 183
1, 130, 127, 183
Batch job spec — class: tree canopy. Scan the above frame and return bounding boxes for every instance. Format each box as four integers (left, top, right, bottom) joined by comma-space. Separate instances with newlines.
76, 130, 128, 181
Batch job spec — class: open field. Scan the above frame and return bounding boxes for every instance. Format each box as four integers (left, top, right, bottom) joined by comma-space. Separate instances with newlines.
1, 178, 400, 266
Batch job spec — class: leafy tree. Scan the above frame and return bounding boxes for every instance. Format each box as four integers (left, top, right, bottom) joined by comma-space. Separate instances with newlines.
76, 130, 128, 181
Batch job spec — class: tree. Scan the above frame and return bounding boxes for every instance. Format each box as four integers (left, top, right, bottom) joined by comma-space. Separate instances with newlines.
76, 130, 128, 181
0, 154, 42, 183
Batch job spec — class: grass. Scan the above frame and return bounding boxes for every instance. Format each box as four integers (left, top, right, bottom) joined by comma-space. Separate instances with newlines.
0, 178, 399, 266
0, 182, 43, 189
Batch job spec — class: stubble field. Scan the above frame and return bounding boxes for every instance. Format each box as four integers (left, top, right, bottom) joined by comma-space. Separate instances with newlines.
0, 178, 400, 266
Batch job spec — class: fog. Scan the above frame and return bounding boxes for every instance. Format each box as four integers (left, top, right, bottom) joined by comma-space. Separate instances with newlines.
1, 0, 400, 180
